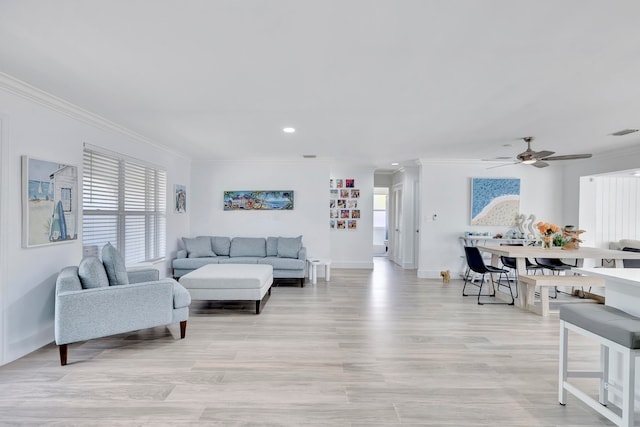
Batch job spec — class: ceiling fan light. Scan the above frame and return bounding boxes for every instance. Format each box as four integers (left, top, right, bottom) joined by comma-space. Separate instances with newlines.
522, 159, 536, 165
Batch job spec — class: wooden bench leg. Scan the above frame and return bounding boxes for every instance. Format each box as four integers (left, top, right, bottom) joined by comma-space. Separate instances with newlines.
59, 344, 68, 366
540, 287, 550, 317
180, 320, 187, 339
526, 284, 535, 312
256, 300, 261, 314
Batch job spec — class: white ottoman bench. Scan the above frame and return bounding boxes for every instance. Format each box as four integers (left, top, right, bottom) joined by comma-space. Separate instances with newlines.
179, 264, 273, 314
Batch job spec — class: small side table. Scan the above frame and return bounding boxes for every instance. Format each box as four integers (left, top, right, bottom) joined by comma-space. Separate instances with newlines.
307, 258, 331, 285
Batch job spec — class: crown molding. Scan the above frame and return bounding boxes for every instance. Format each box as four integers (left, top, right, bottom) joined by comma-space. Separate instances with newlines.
0, 72, 188, 159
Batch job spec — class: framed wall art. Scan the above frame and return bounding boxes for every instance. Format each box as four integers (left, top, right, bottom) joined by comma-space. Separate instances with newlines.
175, 184, 187, 213
224, 191, 294, 211
330, 178, 358, 230
470, 177, 520, 226
22, 156, 78, 247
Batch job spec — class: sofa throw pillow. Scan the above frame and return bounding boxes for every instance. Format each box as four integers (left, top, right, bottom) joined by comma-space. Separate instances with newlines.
183, 236, 216, 258
230, 237, 267, 257
78, 256, 110, 289
266, 237, 278, 257
102, 242, 130, 286
212, 236, 231, 256
277, 235, 302, 258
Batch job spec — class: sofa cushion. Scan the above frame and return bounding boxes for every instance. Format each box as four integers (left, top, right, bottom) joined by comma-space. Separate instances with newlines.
266, 236, 278, 257
277, 236, 302, 258
212, 236, 231, 256
620, 239, 640, 250
183, 236, 216, 258
258, 257, 305, 270
218, 257, 260, 264
230, 237, 266, 257
78, 256, 110, 289
102, 242, 129, 286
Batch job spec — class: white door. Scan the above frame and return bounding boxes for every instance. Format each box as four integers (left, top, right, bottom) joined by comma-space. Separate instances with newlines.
391, 184, 403, 266
412, 180, 420, 269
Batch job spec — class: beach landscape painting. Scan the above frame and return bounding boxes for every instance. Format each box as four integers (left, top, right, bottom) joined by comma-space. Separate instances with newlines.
22, 156, 78, 247
470, 178, 520, 226
224, 191, 294, 211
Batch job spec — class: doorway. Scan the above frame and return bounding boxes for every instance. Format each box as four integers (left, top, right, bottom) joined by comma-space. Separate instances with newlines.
391, 184, 403, 266
373, 187, 389, 256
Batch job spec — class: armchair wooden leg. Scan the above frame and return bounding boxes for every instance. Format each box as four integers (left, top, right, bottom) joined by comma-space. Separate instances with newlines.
180, 321, 187, 339
59, 344, 68, 366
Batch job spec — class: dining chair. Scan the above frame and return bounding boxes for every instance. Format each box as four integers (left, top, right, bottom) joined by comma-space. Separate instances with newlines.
534, 257, 577, 298
499, 243, 544, 298
622, 247, 640, 268
463, 246, 514, 305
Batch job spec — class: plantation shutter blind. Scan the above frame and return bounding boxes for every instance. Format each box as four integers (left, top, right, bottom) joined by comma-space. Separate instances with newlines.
83, 147, 166, 264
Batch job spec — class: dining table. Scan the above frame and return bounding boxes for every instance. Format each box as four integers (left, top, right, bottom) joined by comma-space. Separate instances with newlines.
475, 245, 640, 307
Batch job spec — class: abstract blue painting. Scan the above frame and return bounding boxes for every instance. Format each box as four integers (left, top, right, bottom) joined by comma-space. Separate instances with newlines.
470, 178, 520, 226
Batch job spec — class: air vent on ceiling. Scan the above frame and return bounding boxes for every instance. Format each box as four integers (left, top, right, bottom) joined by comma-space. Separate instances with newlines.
610, 129, 639, 136
302, 154, 317, 159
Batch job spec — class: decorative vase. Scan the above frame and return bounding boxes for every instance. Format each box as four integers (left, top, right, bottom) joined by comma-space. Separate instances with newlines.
542, 235, 552, 249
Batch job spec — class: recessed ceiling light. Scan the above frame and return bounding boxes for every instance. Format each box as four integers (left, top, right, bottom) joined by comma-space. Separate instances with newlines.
283, 127, 295, 133
391, 162, 399, 166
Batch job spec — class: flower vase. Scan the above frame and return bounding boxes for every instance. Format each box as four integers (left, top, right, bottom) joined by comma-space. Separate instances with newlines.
542, 236, 552, 249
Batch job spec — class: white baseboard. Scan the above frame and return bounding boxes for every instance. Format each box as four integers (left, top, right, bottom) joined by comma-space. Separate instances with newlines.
418, 269, 440, 279
331, 261, 374, 269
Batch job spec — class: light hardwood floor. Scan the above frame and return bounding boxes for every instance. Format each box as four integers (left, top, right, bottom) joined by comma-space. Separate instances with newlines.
0, 259, 615, 426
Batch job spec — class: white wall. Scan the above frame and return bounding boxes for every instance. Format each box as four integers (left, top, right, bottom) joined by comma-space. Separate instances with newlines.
189, 160, 330, 261
418, 160, 564, 278
330, 163, 374, 269
0, 77, 190, 365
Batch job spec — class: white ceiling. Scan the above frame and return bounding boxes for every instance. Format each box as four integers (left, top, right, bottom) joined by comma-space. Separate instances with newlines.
1, 0, 640, 169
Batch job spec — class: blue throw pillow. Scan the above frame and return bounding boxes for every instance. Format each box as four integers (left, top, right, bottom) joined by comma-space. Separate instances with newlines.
277, 236, 302, 258
266, 237, 278, 257
183, 236, 216, 258
102, 242, 129, 286
78, 256, 109, 289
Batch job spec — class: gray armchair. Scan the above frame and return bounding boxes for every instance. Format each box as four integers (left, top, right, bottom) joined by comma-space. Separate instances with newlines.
54, 243, 191, 365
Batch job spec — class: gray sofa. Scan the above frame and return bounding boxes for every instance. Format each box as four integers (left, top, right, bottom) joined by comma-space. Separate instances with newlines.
55, 243, 191, 365
172, 236, 307, 286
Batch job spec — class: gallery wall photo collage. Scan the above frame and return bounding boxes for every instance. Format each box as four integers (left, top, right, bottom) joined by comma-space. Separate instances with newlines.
329, 178, 360, 230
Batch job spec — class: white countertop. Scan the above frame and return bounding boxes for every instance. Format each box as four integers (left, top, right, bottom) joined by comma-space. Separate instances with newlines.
573, 267, 640, 285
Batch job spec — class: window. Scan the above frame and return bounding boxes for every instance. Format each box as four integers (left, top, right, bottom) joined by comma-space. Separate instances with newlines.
82, 147, 166, 264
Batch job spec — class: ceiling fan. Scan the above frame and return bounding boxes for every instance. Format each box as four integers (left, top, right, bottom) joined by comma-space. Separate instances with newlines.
502, 136, 592, 168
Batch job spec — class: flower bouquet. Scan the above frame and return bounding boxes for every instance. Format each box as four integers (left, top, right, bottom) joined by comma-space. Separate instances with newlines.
536, 221, 561, 248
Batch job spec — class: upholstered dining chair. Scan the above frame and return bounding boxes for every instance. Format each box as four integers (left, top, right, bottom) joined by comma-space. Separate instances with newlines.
463, 246, 514, 305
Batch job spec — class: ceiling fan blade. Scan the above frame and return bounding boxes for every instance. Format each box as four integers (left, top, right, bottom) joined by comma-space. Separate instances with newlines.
531, 161, 549, 168
486, 162, 518, 169
541, 154, 592, 161
534, 150, 555, 158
